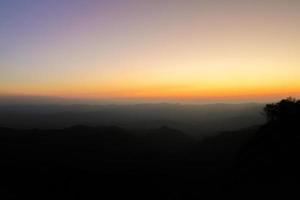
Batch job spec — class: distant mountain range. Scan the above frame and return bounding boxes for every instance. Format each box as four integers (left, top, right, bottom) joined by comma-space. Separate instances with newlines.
0, 103, 265, 136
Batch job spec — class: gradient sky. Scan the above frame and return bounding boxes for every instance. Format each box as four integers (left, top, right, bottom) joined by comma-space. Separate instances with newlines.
0, 0, 299, 103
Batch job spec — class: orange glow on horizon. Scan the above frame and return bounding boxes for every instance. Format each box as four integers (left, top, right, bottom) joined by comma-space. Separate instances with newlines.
1, 80, 300, 102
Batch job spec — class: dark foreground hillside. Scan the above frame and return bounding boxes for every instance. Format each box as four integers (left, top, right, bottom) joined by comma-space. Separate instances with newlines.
0, 98, 299, 199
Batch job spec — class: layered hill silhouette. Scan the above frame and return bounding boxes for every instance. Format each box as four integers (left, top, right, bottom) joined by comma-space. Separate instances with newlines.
0, 98, 299, 199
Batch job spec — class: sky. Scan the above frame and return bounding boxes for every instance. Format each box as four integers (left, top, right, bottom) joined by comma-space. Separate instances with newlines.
0, 0, 299, 103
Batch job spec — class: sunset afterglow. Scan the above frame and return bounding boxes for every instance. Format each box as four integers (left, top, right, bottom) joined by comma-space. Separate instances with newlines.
1, 0, 299, 102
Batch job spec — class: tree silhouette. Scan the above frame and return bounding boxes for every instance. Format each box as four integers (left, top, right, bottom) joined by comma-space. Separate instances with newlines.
263, 97, 300, 122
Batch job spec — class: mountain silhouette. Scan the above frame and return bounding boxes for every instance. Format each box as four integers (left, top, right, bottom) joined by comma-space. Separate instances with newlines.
232, 97, 300, 195
0, 98, 299, 199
